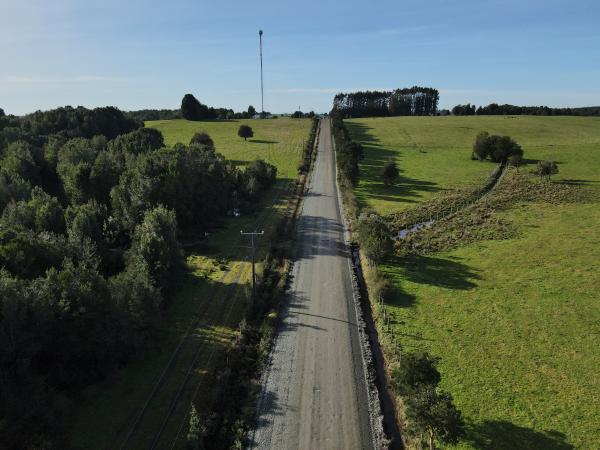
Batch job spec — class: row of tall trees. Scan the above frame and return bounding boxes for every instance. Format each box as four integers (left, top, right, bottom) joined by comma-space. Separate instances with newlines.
332, 87, 439, 118
453, 103, 600, 116
331, 115, 364, 185
0, 105, 277, 447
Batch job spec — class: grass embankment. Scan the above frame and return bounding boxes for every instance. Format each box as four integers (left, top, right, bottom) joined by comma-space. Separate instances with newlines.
348, 116, 600, 449
66, 118, 312, 449
148, 117, 311, 180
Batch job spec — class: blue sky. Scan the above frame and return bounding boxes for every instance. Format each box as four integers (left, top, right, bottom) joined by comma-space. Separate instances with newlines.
1, 0, 599, 115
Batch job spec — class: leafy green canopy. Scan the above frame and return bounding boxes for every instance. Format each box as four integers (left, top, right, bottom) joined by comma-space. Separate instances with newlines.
0, 105, 279, 447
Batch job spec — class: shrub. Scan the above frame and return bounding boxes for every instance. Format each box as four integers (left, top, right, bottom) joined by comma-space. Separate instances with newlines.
381, 158, 399, 185
190, 132, 215, 152
472, 131, 490, 160
536, 160, 559, 180
357, 213, 393, 262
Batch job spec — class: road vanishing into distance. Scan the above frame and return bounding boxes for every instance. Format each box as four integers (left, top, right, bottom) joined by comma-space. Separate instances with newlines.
250, 119, 374, 450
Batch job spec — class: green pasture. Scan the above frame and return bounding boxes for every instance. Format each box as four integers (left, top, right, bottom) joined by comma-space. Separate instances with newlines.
353, 116, 600, 448
147, 117, 311, 180
346, 115, 600, 214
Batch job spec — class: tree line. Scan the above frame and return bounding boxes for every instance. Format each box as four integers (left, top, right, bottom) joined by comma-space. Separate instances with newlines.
332, 87, 440, 118
124, 96, 274, 123
331, 114, 364, 186
452, 103, 600, 116
0, 105, 277, 448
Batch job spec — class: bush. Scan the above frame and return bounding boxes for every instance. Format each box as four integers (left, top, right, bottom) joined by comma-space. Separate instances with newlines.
381, 158, 399, 185
357, 213, 393, 262
536, 160, 559, 180
190, 132, 215, 152
391, 351, 441, 396
240, 159, 277, 199
472, 131, 490, 160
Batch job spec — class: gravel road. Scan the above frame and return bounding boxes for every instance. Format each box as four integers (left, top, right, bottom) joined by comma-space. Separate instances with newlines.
249, 119, 374, 450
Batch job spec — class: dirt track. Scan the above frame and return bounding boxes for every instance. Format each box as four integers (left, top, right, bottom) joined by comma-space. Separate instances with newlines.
249, 119, 373, 450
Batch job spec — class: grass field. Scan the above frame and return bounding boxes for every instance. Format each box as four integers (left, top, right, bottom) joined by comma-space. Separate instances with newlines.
65, 118, 310, 449
346, 115, 600, 214
349, 116, 600, 449
148, 117, 311, 180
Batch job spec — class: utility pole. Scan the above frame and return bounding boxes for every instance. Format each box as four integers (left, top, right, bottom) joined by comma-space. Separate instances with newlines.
240, 230, 264, 305
259, 30, 264, 114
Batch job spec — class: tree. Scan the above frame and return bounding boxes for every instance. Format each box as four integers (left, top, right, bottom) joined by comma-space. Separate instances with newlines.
381, 159, 399, 185
357, 214, 393, 262
1, 141, 42, 186
181, 94, 202, 120
187, 404, 204, 450
107, 127, 164, 156
247, 105, 257, 116
406, 386, 464, 450
0, 227, 67, 278
0, 108, 5, 117
56, 137, 100, 204
190, 132, 215, 152
291, 110, 304, 119
65, 200, 106, 252
110, 259, 162, 329
238, 124, 254, 141
0, 170, 32, 212
472, 132, 523, 163
536, 160, 559, 181
181, 94, 213, 121
28, 186, 65, 233
129, 205, 181, 292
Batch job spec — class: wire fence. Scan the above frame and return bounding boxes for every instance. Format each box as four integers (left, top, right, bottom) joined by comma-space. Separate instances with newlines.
394, 162, 508, 241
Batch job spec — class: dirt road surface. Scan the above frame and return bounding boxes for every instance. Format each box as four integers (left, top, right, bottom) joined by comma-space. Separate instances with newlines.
249, 119, 374, 450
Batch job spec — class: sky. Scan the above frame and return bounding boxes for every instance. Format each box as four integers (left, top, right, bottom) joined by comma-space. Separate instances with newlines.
1, 0, 600, 115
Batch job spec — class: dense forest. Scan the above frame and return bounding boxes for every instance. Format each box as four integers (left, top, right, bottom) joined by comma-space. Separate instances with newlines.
331, 87, 439, 117
0, 105, 276, 448
452, 103, 600, 116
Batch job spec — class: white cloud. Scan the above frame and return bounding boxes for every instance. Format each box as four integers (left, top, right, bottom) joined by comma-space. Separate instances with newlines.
0, 75, 126, 84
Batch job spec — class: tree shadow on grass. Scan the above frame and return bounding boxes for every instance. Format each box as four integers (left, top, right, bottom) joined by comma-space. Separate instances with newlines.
467, 420, 574, 450
390, 255, 480, 291
248, 139, 279, 144
346, 121, 441, 204
558, 178, 599, 186
345, 121, 382, 145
